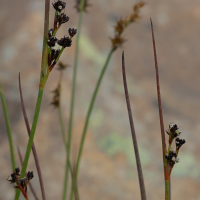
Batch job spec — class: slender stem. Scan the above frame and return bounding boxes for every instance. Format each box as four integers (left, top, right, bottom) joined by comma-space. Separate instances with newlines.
17, 147, 40, 200
122, 51, 147, 200
19, 74, 46, 200
15, 88, 44, 200
167, 144, 171, 154
58, 106, 67, 146
15, 1, 49, 198
76, 48, 115, 176
58, 108, 73, 173
40, 0, 50, 87
62, 1, 86, 199
0, 81, 16, 171
150, 18, 169, 200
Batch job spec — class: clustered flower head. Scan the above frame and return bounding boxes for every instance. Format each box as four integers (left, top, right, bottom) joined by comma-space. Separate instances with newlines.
166, 122, 181, 138
165, 123, 186, 175
52, 0, 66, 12
74, 0, 90, 12
175, 137, 186, 150
110, 2, 145, 49
7, 167, 34, 193
57, 35, 72, 48
47, 0, 77, 72
165, 149, 179, 165
57, 13, 70, 26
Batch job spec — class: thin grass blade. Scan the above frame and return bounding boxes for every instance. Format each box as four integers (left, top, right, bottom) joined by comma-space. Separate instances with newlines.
0, 81, 16, 170
150, 18, 170, 200
122, 51, 147, 200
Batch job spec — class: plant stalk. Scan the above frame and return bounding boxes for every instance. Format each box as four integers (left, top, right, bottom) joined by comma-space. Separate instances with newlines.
76, 48, 115, 176
62, 1, 86, 199
19, 73, 46, 200
150, 18, 169, 200
15, 88, 44, 200
0, 81, 16, 171
122, 51, 147, 200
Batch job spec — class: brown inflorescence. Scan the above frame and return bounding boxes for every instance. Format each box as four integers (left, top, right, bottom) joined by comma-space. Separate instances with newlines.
7, 168, 34, 194
110, 2, 145, 49
165, 123, 186, 176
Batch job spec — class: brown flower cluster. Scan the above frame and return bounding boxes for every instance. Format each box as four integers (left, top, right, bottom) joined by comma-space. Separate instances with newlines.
110, 2, 145, 49
7, 168, 34, 194
165, 123, 186, 175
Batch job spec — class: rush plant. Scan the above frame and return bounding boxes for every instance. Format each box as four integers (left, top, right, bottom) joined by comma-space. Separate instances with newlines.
1, 0, 186, 200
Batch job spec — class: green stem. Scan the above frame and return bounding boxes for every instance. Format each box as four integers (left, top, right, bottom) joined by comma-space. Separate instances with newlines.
58, 106, 67, 146
63, 1, 87, 199
167, 144, 171, 154
165, 179, 170, 200
76, 48, 115, 176
15, 88, 44, 200
15, 1, 49, 199
0, 81, 16, 171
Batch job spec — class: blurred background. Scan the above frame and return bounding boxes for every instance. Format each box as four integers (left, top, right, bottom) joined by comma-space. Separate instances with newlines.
1, 0, 200, 199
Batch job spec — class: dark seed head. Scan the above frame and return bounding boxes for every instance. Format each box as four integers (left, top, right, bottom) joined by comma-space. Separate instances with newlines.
47, 36, 58, 47
175, 137, 186, 150
57, 13, 70, 26
57, 36, 72, 48
51, 49, 61, 61
48, 28, 54, 38
68, 28, 77, 37
14, 168, 20, 176
52, 0, 66, 12
27, 171, 34, 180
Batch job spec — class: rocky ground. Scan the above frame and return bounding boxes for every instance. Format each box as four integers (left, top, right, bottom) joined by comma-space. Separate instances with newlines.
1, 0, 200, 199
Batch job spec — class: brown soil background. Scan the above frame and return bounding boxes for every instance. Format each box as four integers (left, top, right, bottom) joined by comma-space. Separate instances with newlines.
0, 0, 200, 199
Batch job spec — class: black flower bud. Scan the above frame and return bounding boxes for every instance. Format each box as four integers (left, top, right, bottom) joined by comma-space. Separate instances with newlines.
48, 28, 54, 38
7, 173, 17, 183
27, 171, 34, 180
57, 36, 72, 48
57, 13, 70, 26
47, 36, 58, 47
68, 28, 77, 37
51, 49, 61, 60
167, 122, 181, 138
175, 137, 186, 150
52, 0, 66, 12
14, 168, 20, 176
165, 150, 179, 165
